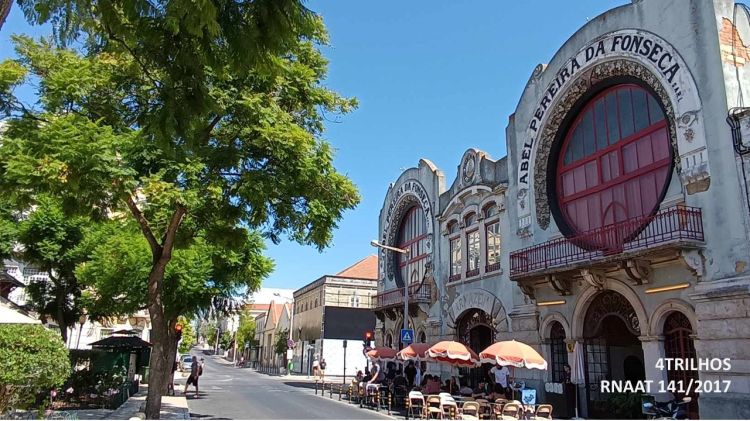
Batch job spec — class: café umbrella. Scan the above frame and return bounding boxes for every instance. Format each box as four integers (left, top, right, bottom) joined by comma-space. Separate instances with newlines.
427, 341, 480, 367
478, 340, 548, 370
396, 343, 433, 362
366, 346, 398, 362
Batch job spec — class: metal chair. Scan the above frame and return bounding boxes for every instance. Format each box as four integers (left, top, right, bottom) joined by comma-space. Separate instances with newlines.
408, 390, 426, 419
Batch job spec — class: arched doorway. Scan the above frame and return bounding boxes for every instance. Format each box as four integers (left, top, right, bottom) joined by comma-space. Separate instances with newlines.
456, 309, 495, 387
664, 311, 699, 418
583, 291, 644, 418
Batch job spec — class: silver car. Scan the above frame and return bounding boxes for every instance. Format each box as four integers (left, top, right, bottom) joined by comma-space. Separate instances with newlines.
179, 354, 193, 372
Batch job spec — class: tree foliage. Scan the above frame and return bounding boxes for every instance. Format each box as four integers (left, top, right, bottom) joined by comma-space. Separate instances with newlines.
2, 0, 359, 416
15, 196, 91, 342
177, 316, 195, 354
274, 328, 289, 356
0, 324, 70, 413
235, 310, 256, 350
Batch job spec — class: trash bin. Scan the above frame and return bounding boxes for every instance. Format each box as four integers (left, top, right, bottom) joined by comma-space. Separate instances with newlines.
139, 366, 150, 384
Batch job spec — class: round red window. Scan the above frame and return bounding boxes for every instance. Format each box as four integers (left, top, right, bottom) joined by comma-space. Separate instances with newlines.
556, 84, 672, 248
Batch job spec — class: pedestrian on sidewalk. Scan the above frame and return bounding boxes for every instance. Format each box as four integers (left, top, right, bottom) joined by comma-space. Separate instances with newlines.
312, 355, 320, 378
184, 354, 202, 398
404, 360, 417, 388
318, 358, 327, 382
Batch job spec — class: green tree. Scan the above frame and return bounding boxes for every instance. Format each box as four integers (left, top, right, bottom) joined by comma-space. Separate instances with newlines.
177, 316, 195, 354
274, 328, 289, 356
0, 324, 70, 413
1, 1, 358, 415
14, 196, 91, 342
235, 310, 256, 351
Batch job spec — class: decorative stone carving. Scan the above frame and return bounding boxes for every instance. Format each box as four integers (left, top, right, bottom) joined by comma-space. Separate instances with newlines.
519, 284, 536, 300
546, 274, 572, 295
680, 249, 706, 282
462, 153, 476, 184
581, 269, 606, 290
446, 289, 508, 332
583, 290, 640, 336
622, 259, 651, 285
515, 29, 711, 231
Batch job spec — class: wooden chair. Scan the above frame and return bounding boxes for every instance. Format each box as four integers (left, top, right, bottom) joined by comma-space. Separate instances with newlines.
408, 391, 426, 419
492, 398, 507, 419
425, 395, 444, 419
460, 401, 480, 420
534, 404, 552, 420
474, 399, 490, 420
500, 402, 520, 420
440, 395, 459, 420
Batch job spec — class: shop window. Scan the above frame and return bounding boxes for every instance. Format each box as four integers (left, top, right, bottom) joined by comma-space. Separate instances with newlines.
556, 84, 671, 244
549, 322, 567, 382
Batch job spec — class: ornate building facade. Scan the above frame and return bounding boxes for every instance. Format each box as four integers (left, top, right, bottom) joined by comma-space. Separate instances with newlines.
375, 1, 750, 419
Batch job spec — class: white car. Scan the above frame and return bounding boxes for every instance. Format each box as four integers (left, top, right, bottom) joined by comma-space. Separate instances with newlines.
179, 354, 193, 372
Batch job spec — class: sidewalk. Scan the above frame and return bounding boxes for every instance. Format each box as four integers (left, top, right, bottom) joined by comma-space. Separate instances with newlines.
106, 385, 190, 420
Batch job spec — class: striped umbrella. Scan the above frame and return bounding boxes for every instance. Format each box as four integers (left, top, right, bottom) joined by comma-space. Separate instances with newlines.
427, 341, 480, 367
366, 346, 398, 362
396, 343, 433, 362
479, 340, 548, 370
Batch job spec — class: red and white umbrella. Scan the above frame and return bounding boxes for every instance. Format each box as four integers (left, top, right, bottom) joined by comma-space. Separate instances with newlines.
396, 343, 433, 362
366, 346, 398, 362
427, 341, 480, 367
479, 340, 548, 370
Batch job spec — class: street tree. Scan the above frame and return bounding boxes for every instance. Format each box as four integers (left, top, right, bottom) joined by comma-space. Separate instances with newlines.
177, 316, 195, 354
1, 0, 358, 413
235, 310, 257, 354
15, 196, 90, 342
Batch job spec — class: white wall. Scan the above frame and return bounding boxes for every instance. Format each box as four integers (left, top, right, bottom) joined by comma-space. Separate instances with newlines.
321, 339, 369, 377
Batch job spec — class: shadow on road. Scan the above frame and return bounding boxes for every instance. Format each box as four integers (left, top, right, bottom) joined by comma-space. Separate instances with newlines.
189, 412, 231, 420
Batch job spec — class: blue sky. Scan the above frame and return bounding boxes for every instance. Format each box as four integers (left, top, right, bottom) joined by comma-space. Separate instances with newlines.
0, 1, 626, 291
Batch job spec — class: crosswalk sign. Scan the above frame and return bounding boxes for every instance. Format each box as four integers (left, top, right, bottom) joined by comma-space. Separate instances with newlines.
400, 329, 414, 344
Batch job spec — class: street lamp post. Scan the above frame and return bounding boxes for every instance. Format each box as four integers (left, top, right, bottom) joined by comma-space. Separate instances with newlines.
370, 240, 410, 347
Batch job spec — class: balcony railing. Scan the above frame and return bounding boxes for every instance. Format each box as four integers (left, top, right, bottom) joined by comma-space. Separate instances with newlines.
485, 262, 502, 273
466, 268, 480, 278
448, 273, 461, 283
510, 205, 704, 278
374, 283, 432, 309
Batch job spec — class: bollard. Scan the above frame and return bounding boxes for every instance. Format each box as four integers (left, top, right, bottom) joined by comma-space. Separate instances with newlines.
374, 389, 380, 412
348, 385, 353, 404
387, 391, 392, 415
314, 380, 318, 395
405, 396, 410, 420
450, 405, 456, 420
329, 383, 333, 399
338, 384, 342, 401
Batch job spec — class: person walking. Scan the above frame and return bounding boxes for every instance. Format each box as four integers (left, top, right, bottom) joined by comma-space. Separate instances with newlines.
318, 357, 327, 382
312, 355, 320, 378
184, 354, 202, 398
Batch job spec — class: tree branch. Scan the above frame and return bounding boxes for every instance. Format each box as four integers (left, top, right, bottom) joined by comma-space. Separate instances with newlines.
204, 115, 222, 142
161, 205, 186, 260
125, 194, 161, 257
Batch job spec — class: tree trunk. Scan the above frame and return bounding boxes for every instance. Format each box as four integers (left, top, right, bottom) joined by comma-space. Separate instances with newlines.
144, 257, 171, 420
161, 319, 178, 396
0, 0, 11, 32
56, 287, 69, 343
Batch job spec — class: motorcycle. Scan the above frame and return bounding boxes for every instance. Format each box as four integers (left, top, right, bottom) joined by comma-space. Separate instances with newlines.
642, 396, 692, 419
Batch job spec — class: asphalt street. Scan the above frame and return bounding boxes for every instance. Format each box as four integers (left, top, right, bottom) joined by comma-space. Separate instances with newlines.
180, 356, 393, 420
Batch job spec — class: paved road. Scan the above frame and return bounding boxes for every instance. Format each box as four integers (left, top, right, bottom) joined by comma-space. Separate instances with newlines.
182, 356, 393, 420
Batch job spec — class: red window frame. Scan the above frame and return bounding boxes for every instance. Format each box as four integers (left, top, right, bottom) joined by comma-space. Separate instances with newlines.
556, 84, 672, 236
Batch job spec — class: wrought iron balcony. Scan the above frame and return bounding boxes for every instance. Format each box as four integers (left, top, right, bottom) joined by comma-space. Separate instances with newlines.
510, 205, 704, 279
485, 262, 502, 273
374, 283, 432, 310
466, 268, 480, 278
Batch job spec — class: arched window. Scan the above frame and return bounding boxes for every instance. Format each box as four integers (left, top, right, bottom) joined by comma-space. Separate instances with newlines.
664, 312, 698, 417
447, 221, 459, 234
464, 212, 477, 227
556, 84, 671, 247
549, 322, 567, 382
485, 204, 501, 272
396, 206, 428, 288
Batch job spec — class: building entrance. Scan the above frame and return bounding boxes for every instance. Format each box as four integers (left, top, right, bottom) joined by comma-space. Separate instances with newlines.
582, 291, 644, 419
457, 309, 494, 388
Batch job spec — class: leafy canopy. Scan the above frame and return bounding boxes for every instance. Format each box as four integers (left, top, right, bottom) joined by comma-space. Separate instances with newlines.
0, 324, 70, 412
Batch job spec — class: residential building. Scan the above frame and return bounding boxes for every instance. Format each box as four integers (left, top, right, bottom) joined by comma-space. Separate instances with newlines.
291, 256, 378, 376
254, 301, 291, 368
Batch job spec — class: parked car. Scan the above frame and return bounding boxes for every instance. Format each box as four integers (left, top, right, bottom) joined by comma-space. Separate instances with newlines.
179, 354, 193, 372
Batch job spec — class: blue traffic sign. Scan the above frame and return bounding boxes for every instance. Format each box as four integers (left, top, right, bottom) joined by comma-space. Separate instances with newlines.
400, 329, 414, 344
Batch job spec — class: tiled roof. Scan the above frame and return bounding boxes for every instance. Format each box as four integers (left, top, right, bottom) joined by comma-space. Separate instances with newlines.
336, 255, 378, 280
